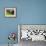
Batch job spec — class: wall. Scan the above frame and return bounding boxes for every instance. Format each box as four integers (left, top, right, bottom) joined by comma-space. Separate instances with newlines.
0, 0, 46, 44
20, 0, 46, 24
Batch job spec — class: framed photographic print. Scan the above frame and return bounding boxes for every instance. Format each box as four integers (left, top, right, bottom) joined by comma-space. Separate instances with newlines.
5, 8, 16, 17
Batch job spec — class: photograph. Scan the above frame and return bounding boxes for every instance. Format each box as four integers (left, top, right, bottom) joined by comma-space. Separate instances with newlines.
5, 8, 16, 17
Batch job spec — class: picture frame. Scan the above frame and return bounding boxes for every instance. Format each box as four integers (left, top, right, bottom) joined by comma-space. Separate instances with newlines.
5, 8, 16, 17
